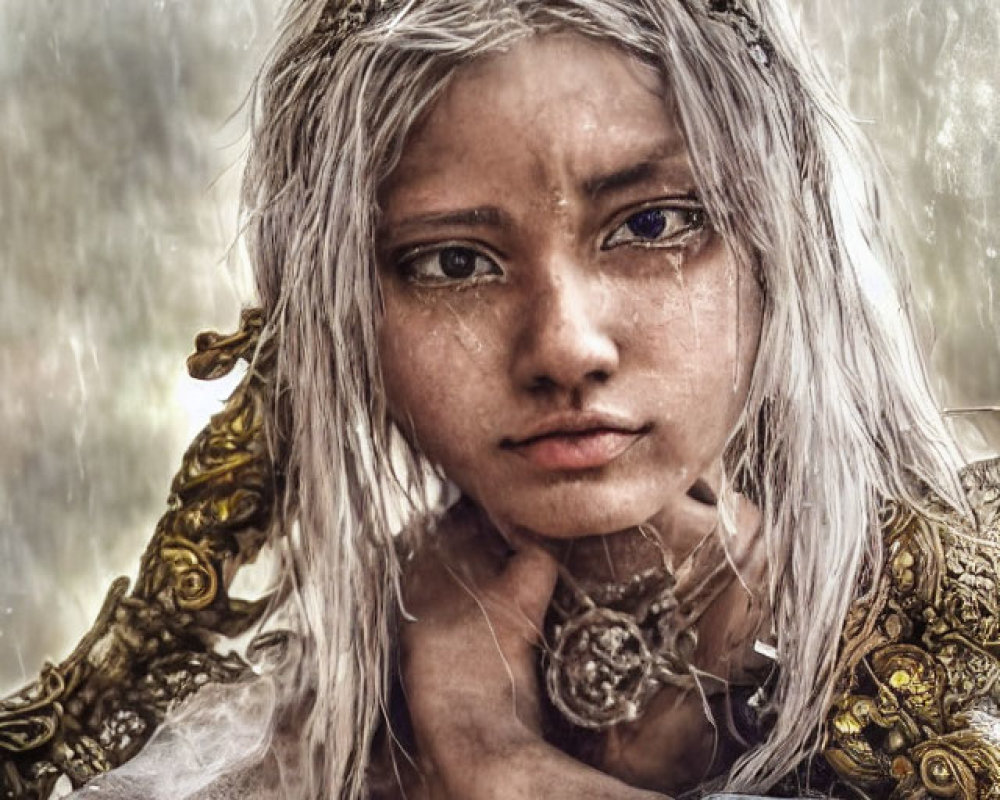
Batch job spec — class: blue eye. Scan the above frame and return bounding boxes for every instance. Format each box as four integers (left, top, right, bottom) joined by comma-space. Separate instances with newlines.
627, 208, 668, 240
603, 204, 707, 250
400, 245, 503, 285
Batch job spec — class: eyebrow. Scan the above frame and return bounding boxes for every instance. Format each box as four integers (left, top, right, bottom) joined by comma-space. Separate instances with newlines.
582, 143, 690, 198
387, 206, 508, 236
384, 142, 691, 236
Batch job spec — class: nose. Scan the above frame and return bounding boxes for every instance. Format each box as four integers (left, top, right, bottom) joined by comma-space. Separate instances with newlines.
511, 263, 619, 396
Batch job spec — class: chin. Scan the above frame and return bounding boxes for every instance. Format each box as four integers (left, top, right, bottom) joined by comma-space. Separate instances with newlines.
492, 479, 669, 539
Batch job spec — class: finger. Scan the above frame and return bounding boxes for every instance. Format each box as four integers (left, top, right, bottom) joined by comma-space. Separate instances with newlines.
490, 537, 559, 635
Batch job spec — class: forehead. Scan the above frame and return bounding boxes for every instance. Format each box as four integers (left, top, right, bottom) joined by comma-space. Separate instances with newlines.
381, 33, 691, 211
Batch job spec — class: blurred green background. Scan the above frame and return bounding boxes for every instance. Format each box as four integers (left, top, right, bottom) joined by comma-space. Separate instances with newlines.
1, 1, 997, 690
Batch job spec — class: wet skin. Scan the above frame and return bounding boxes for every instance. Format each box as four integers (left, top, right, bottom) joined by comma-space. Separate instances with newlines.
378, 34, 763, 554
378, 32, 768, 795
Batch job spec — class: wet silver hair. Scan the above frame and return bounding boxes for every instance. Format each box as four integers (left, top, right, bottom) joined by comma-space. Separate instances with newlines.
234, 0, 965, 796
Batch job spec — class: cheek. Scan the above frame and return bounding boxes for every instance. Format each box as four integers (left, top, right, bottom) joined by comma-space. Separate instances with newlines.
379, 320, 448, 426
377, 303, 503, 459
637, 264, 762, 458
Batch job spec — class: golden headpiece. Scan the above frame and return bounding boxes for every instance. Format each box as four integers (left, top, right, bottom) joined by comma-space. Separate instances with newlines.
315, 0, 773, 67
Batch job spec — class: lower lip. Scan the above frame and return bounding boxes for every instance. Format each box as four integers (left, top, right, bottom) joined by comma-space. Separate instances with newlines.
510, 430, 642, 471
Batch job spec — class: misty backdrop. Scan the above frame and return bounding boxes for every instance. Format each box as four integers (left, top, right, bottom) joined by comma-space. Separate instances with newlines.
1, 0, 998, 690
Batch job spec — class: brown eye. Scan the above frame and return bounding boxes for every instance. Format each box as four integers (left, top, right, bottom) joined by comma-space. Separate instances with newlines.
439, 247, 477, 279
399, 244, 504, 286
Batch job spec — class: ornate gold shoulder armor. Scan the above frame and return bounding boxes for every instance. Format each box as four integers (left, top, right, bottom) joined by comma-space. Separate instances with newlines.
824, 458, 1000, 799
0, 308, 280, 800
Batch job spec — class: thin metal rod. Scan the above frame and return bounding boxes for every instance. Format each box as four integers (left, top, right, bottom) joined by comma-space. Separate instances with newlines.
943, 406, 1000, 416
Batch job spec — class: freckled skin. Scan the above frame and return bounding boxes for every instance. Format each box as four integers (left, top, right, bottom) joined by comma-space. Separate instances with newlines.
378, 34, 772, 796
377, 34, 763, 552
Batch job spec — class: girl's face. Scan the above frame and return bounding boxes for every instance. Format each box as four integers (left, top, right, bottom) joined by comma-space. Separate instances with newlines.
378, 33, 762, 541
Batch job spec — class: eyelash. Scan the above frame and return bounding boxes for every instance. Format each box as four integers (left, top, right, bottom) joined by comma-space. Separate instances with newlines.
397, 242, 504, 286
601, 200, 708, 251
394, 200, 708, 286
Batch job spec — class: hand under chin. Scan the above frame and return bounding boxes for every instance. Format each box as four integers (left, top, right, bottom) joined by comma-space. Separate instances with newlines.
594, 684, 731, 793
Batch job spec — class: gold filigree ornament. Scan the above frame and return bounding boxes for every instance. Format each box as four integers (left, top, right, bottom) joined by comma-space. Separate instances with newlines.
821, 458, 1000, 799
159, 538, 219, 612
0, 308, 282, 800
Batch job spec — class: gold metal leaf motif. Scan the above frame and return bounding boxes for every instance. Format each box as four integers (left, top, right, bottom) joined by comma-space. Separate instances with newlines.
0, 309, 279, 799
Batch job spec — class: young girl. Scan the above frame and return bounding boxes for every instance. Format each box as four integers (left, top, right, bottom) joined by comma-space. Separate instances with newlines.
7, 1, 998, 798
235, 0, 991, 796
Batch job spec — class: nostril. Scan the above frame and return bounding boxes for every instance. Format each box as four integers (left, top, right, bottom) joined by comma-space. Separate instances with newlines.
527, 369, 609, 394
527, 374, 559, 394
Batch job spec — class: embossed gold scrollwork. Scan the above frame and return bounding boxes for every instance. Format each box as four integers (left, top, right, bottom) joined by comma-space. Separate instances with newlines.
0, 668, 64, 721
0, 669, 66, 756
871, 644, 945, 727
915, 746, 977, 798
173, 488, 264, 541
822, 459, 1000, 798
0, 715, 59, 756
909, 730, 1000, 799
826, 689, 905, 787
0, 308, 280, 799
159, 537, 219, 611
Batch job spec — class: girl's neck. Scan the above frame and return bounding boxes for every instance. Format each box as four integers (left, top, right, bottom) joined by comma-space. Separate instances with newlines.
555, 489, 756, 590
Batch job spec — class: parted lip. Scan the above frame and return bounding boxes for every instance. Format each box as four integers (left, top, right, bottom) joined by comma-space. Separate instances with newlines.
499, 410, 651, 448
